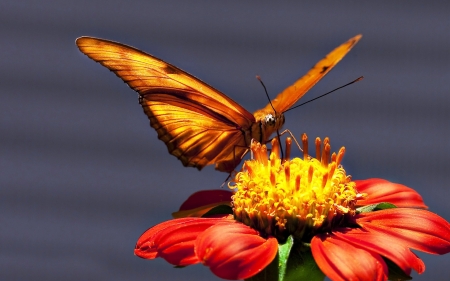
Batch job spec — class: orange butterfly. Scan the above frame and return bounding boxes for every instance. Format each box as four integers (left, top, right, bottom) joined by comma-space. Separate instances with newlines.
76, 34, 361, 173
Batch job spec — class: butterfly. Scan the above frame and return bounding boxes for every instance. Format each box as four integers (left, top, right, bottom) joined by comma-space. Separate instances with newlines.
76, 34, 361, 173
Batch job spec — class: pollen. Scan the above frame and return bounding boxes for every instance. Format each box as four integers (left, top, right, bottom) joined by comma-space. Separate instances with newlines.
230, 134, 361, 241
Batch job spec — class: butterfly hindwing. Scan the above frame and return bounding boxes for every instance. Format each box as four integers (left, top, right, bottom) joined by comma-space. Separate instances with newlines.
139, 92, 248, 169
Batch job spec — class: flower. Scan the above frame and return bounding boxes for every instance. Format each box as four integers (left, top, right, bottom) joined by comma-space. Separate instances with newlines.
135, 135, 450, 281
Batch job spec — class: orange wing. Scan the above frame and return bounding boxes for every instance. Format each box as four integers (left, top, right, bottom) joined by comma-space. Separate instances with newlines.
255, 34, 362, 115
76, 37, 255, 171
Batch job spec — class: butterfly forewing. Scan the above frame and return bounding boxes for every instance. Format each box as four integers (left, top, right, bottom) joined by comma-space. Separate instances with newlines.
76, 37, 254, 123
255, 34, 362, 115
76, 37, 254, 170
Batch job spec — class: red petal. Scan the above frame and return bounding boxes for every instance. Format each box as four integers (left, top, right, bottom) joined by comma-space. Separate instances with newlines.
134, 217, 226, 266
334, 228, 425, 275
178, 190, 233, 210
355, 179, 427, 208
311, 233, 388, 281
357, 208, 450, 254
195, 221, 278, 280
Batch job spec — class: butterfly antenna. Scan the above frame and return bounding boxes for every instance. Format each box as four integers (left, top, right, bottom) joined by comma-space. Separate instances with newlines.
284, 76, 364, 113
256, 75, 284, 158
256, 76, 276, 113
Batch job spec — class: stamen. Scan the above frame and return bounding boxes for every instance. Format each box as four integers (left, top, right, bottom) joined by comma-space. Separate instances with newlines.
315, 137, 321, 161
261, 144, 268, 165
308, 165, 314, 184
252, 142, 268, 165
302, 133, 309, 159
322, 173, 328, 187
270, 169, 276, 186
322, 143, 331, 167
295, 174, 301, 192
285, 137, 292, 161
271, 138, 280, 159
284, 161, 290, 186
336, 147, 346, 166
322, 138, 330, 166
328, 162, 337, 181
270, 150, 277, 169
331, 152, 337, 164
250, 141, 258, 158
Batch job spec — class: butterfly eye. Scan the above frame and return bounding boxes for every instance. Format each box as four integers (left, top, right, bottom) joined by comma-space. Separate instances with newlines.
264, 114, 276, 126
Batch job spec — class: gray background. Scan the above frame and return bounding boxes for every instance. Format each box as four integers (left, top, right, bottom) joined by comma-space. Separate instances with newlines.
1, 1, 449, 280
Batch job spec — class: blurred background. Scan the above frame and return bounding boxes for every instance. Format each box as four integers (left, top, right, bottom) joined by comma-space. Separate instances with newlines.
1, 1, 449, 280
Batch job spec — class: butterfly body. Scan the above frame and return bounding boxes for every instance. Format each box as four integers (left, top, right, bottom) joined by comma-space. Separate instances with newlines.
76, 35, 361, 172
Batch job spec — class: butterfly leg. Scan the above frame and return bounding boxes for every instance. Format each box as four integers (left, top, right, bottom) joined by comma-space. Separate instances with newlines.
277, 129, 303, 153
219, 144, 250, 187
220, 173, 232, 188
232, 143, 250, 168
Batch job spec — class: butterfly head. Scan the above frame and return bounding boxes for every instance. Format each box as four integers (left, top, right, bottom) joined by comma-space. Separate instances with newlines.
263, 112, 285, 129
257, 111, 285, 142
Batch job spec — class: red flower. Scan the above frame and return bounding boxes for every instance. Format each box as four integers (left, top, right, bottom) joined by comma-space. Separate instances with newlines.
135, 212, 277, 279
135, 137, 450, 280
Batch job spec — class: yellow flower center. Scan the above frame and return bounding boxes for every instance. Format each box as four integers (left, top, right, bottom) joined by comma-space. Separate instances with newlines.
230, 134, 360, 241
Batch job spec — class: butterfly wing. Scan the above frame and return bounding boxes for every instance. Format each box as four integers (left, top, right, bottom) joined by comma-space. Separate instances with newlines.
255, 34, 362, 115
76, 37, 255, 171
